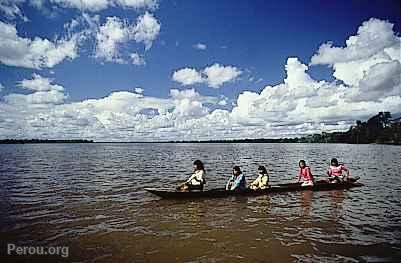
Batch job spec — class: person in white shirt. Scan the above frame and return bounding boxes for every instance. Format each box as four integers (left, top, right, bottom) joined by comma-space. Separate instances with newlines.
250, 165, 269, 190
178, 160, 206, 191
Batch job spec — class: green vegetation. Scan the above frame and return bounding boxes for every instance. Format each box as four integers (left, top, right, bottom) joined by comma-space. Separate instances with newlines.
299, 112, 401, 144
170, 112, 401, 145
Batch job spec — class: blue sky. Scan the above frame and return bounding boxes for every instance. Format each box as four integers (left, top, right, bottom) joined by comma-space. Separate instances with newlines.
0, 0, 400, 140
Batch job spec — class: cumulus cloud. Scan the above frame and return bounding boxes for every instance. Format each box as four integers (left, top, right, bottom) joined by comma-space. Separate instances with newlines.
18, 73, 64, 92
0, 0, 28, 21
93, 12, 160, 63
0, 21, 80, 69
94, 16, 129, 63
218, 98, 228, 106
131, 11, 160, 50
0, 18, 400, 141
172, 63, 242, 88
311, 18, 398, 65
0, 74, 221, 140
1, 0, 158, 21
46, 0, 157, 12
51, 0, 109, 11
346, 60, 401, 102
309, 17, 401, 102
134, 87, 144, 93
130, 52, 145, 65
0, 4, 160, 66
172, 68, 203, 86
193, 43, 207, 50
0, 83, 4, 92
4, 74, 67, 105
170, 89, 210, 117
203, 63, 242, 88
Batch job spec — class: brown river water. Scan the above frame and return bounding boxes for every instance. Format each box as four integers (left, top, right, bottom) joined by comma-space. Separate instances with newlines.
0, 143, 400, 262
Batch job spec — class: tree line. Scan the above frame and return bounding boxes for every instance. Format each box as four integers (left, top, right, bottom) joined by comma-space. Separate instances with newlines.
170, 112, 401, 145
0, 139, 94, 144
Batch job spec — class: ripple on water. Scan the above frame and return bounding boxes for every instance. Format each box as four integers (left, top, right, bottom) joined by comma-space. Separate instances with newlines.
1, 143, 401, 262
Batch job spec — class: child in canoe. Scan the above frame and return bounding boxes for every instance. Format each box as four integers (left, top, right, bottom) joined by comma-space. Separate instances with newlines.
226, 166, 247, 191
297, 160, 314, 186
327, 158, 349, 183
250, 165, 269, 190
178, 160, 206, 191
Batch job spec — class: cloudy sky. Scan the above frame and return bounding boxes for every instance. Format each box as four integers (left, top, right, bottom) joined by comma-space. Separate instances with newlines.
0, 0, 400, 141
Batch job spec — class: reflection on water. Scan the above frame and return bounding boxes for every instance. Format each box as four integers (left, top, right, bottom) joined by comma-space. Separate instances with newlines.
0, 143, 401, 262
300, 190, 313, 217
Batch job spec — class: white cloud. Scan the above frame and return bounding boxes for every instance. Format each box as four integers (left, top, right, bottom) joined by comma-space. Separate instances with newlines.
0, 83, 4, 92
5, 74, 67, 105
309, 17, 401, 102
193, 43, 207, 50
134, 87, 144, 93
347, 60, 401, 102
311, 18, 398, 65
172, 63, 242, 88
171, 90, 209, 117
0, 0, 28, 21
230, 56, 401, 128
29, 0, 45, 9
1, 0, 158, 20
19, 73, 64, 92
131, 11, 160, 50
130, 52, 145, 65
172, 68, 203, 86
50, 0, 157, 12
0, 18, 400, 141
114, 0, 157, 10
93, 12, 160, 63
64, 17, 80, 32
52, 0, 109, 11
94, 16, 129, 63
5, 89, 67, 105
310, 18, 400, 88
0, 4, 160, 66
218, 99, 227, 106
0, 21, 80, 69
203, 63, 242, 88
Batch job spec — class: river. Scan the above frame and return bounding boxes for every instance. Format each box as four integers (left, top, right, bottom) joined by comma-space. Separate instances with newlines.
0, 143, 400, 262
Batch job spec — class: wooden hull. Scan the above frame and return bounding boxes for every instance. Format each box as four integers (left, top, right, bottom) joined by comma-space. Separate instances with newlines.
145, 180, 364, 199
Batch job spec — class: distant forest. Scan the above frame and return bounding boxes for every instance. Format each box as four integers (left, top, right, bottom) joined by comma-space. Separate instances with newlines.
170, 112, 401, 145
0, 139, 94, 144
299, 112, 401, 145
1, 112, 400, 145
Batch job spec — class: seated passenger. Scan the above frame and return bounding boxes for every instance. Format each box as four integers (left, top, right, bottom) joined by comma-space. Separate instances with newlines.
297, 160, 314, 186
226, 166, 246, 191
250, 165, 269, 190
327, 158, 349, 183
178, 160, 206, 191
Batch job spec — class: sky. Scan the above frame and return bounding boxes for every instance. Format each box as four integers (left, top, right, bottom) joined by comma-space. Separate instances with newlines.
0, 0, 400, 141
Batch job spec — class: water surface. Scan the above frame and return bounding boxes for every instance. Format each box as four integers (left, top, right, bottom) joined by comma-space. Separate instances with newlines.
1, 143, 400, 262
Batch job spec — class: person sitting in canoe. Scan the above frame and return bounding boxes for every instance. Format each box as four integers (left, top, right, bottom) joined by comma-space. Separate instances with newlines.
297, 160, 314, 186
327, 158, 349, 183
226, 166, 246, 191
250, 165, 269, 190
177, 160, 206, 191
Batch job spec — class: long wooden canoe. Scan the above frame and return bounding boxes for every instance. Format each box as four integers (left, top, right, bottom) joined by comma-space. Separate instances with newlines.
145, 180, 363, 199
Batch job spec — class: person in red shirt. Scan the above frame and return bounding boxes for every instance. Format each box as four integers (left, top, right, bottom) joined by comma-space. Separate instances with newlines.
297, 160, 314, 186
327, 158, 349, 183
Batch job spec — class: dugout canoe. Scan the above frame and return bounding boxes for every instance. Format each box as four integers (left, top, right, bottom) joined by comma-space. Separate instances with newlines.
145, 179, 363, 199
